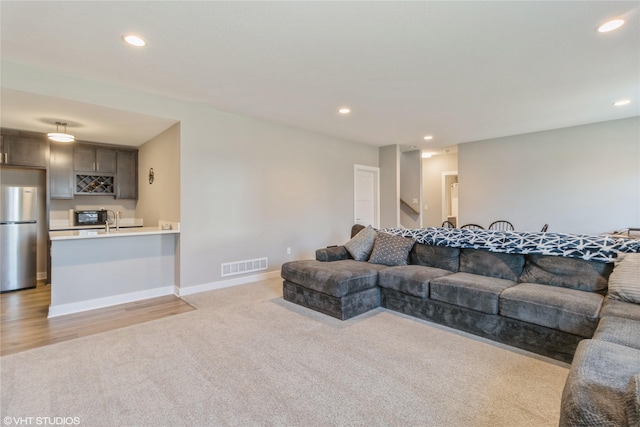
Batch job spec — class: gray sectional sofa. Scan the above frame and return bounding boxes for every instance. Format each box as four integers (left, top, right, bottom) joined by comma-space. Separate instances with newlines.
281, 224, 640, 426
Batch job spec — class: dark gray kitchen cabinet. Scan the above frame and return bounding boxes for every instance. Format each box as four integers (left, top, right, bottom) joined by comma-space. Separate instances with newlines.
49, 142, 74, 199
73, 145, 94, 172
116, 149, 138, 200
74, 144, 116, 173
96, 148, 117, 174
0, 132, 48, 168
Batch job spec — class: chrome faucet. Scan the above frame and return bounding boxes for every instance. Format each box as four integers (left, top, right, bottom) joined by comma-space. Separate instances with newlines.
116, 211, 122, 231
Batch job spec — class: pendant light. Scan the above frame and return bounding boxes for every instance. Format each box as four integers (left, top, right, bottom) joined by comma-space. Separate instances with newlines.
48, 121, 75, 143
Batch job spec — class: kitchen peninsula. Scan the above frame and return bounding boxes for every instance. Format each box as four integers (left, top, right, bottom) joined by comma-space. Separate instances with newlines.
48, 222, 180, 317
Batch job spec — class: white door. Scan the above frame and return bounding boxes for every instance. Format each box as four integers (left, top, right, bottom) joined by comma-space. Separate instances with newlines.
354, 165, 380, 228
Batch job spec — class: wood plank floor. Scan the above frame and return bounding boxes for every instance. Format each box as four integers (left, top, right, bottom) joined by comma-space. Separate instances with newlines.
0, 282, 196, 357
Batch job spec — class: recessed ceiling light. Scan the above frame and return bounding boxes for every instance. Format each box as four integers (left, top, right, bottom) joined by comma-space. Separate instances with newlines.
423, 135, 433, 140
597, 19, 624, 33
122, 34, 146, 47
422, 152, 433, 159
613, 99, 631, 107
338, 108, 351, 114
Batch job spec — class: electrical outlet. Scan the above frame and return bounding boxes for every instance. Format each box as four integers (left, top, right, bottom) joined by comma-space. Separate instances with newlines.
412, 198, 418, 204
424, 205, 428, 210
286, 247, 292, 255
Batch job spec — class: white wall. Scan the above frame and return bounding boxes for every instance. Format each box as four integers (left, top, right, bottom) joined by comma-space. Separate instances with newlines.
179, 107, 378, 288
458, 117, 640, 234
1, 61, 378, 291
379, 145, 399, 228
136, 123, 181, 226
400, 150, 421, 228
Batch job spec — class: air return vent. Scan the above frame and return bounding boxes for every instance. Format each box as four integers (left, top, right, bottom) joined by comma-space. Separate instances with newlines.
221, 257, 268, 277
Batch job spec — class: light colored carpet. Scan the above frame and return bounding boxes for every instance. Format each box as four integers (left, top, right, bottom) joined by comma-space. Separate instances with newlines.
1, 277, 569, 426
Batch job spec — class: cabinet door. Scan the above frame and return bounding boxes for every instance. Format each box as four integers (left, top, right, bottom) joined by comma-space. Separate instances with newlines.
96, 148, 117, 174
74, 145, 96, 172
49, 142, 75, 199
116, 150, 138, 200
2, 135, 48, 167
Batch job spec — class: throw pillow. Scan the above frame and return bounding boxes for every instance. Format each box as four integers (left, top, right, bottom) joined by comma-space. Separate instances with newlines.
608, 253, 640, 304
368, 232, 415, 266
344, 225, 377, 261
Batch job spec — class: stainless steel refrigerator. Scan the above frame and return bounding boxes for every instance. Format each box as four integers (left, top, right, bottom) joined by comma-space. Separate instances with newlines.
1, 186, 37, 292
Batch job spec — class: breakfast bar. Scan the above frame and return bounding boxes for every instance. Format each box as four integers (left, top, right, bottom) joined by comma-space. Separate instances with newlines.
48, 223, 180, 317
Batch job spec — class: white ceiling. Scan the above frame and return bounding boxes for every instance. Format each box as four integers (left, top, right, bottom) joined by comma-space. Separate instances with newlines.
1, 1, 638, 149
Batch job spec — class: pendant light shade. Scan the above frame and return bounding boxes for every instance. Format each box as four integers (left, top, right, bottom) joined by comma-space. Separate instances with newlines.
48, 122, 75, 143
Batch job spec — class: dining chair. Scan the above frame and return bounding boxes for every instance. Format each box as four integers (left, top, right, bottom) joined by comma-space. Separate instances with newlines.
460, 223, 484, 230
441, 220, 455, 228
488, 220, 514, 231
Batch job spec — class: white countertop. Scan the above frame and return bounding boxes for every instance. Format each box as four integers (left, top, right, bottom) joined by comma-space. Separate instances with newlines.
50, 224, 180, 241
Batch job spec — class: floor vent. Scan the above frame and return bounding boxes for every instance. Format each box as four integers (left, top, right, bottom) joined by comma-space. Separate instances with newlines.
221, 257, 268, 277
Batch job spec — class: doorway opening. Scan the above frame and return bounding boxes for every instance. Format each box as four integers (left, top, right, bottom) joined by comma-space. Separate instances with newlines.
441, 171, 458, 227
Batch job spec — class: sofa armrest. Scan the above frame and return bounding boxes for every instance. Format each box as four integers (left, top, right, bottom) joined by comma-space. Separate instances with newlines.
316, 246, 350, 262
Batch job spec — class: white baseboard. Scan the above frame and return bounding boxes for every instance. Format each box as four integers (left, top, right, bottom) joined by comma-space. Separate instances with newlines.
177, 270, 281, 297
47, 270, 281, 317
47, 286, 175, 318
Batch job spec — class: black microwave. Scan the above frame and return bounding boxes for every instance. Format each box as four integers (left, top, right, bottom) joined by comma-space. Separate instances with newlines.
74, 210, 108, 226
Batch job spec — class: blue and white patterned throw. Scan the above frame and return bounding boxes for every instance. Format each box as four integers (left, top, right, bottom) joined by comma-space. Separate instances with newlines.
380, 227, 640, 263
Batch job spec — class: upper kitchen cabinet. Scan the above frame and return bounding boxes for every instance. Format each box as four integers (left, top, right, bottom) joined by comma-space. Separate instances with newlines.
49, 142, 74, 199
0, 130, 48, 168
116, 149, 138, 200
71, 143, 138, 198
74, 144, 117, 174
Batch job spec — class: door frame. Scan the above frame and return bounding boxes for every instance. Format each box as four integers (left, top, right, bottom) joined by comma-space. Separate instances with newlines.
354, 164, 380, 229
441, 170, 458, 226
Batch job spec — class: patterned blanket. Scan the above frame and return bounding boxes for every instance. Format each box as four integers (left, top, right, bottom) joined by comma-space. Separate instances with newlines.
380, 227, 640, 263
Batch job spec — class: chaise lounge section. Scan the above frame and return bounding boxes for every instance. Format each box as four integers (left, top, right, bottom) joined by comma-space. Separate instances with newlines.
281, 259, 385, 320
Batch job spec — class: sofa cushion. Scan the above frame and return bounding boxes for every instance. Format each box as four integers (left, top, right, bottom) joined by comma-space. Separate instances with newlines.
378, 265, 453, 299
593, 316, 640, 350
608, 252, 640, 304
519, 254, 612, 292
368, 232, 415, 266
560, 340, 640, 427
500, 283, 603, 338
430, 272, 516, 314
281, 260, 386, 298
409, 243, 460, 272
600, 297, 640, 322
459, 248, 524, 281
344, 225, 377, 261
